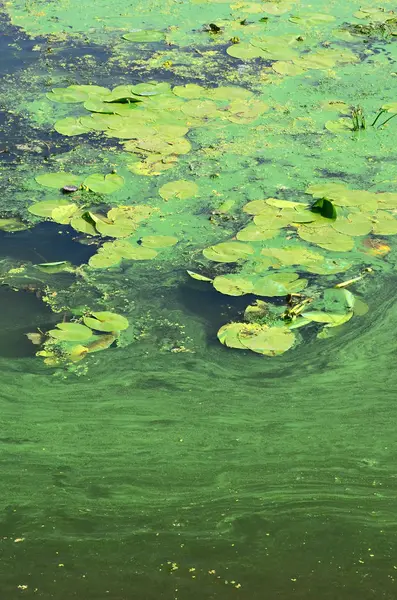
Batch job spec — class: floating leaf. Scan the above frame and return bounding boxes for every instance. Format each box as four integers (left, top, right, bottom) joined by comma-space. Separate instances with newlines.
226, 43, 266, 60
84, 173, 124, 194
323, 288, 355, 313
305, 258, 352, 275
36, 172, 82, 189
302, 311, 353, 326
253, 272, 307, 297
372, 212, 397, 235
48, 322, 93, 342
332, 214, 372, 236
51, 203, 79, 224
159, 180, 198, 201
173, 84, 207, 99
272, 61, 306, 76
187, 270, 213, 282
238, 325, 296, 356
236, 224, 279, 242
353, 298, 369, 316
181, 100, 219, 119
213, 274, 254, 296
243, 199, 277, 215
325, 118, 354, 134
140, 235, 178, 248
84, 334, 117, 354
260, 246, 324, 267
54, 117, 90, 136
71, 213, 98, 235
209, 86, 253, 101
28, 199, 74, 218
0, 217, 29, 232
203, 241, 255, 262
298, 225, 354, 251
47, 85, 110, 103
217, 322, 248, 350
311, 197, 337, 219
289, 13, 336, 26
36, 261, 74, 273
123, 30, 165, 42
83, 311, 129, 332
266, 199, 309, 210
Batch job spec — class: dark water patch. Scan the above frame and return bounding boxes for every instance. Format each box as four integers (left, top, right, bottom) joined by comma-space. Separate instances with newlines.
0, 12, 47, 76
0, 285, 57, 358
0, 222, 97, 265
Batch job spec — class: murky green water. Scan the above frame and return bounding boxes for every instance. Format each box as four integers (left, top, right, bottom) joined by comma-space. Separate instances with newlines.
1, 0, 397, 597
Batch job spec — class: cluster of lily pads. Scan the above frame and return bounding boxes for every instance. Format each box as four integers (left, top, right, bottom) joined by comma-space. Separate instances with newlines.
215, 286, 367, 356
187, 180, 397, 356
35, 311, 129, 366
226, 32, 358, 74
46, 82, 269, 175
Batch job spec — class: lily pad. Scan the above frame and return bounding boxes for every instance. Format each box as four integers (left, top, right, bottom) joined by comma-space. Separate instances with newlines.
203, 241, 255, 262
28, 199, 75, 218
35, 172, 82, 189
122, 30, 165, 42
272, 61, 306, 76
54, 117, 90, 136
84, 173, 124, 194
0, 217, 29, 232
372, 212, 397, 235
173, 84, 207, 99
298, 225, 354, 251
239, 325, 296, 356
159, 180, 198, 201
48, 322, 93, 342
187, 271, 213, 282
226, 43, 266, 60
260, 246, 324, 267
213, 274, 254, 296
83, 311, 129, 332
332, 213, 372, 236
51, 203, 79, 224
253, 272, 307, 297
325, 118, 354, 134
289, 13, 336, 26
140, 235, 178, 248
236, 224, 279, 242
217, 322, 248, 350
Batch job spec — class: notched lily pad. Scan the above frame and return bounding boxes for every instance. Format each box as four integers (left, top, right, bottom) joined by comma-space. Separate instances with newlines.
83, 311, 129, 332
84, 173, 125, 194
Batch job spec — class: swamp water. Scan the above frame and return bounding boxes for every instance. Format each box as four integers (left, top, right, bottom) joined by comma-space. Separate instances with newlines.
1, 0, 397, 597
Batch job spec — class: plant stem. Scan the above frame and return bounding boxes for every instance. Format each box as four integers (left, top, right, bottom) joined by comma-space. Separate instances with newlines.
371, 109, 386, 127
377, 112, 397, 129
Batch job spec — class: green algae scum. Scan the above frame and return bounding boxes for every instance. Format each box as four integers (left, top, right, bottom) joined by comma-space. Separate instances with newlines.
1, 0, 397, 597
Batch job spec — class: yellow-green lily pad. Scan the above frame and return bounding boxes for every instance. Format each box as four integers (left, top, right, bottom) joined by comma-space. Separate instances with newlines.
203, 241, 255, 262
